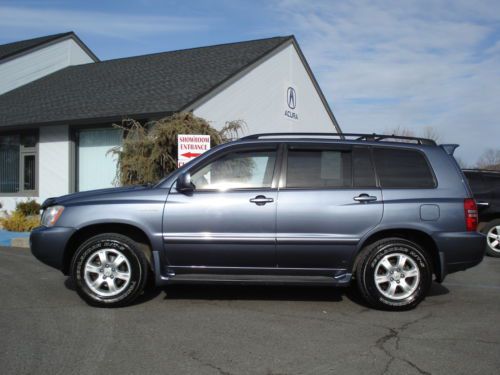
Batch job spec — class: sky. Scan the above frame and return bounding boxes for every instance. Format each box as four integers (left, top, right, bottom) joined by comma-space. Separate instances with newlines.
1, 0, 499, 163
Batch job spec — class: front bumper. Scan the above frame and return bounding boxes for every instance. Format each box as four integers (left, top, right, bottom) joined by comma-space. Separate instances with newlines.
434, 231, 486, 281
30, 226, 75, 272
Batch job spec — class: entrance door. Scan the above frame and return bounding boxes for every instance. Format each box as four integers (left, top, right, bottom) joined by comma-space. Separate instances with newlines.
77, 128, 122, 191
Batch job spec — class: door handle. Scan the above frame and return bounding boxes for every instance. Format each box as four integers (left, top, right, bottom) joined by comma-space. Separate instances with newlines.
353, 194, 377, 203
476, 201, 490, 207
249, 195, 274, 206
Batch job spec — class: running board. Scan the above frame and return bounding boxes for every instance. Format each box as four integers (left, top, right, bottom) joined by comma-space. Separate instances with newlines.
159, 273, 352, 286
152, 252, 352, 287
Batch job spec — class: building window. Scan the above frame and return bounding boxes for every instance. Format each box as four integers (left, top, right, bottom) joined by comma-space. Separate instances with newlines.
0, 131, 38, 195
77, 128, 123, 192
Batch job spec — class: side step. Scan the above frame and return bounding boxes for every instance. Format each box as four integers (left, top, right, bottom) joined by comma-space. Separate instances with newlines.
161, 273, 352, 286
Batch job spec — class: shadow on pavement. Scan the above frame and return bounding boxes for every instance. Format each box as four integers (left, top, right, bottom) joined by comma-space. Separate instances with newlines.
64, 276, 449, 307
161, 284, 346, 303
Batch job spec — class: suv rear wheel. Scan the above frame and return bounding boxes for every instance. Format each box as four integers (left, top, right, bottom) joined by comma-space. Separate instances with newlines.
71, 233, 149, 307
482, 219, 500, 257
356, 238, 432, 311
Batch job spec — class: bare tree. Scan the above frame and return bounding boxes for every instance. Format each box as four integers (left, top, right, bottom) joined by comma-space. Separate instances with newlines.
422, 126, 441, 143
476, 149, 500, 170
385, 126, 416, 138
384, 126, 440, 142
454, 156, 469, 169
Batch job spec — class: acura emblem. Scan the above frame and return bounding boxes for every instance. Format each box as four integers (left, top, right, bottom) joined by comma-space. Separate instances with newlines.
287, 87, 296, 109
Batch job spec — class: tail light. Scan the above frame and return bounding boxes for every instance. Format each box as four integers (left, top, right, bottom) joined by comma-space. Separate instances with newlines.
464, 198, 478, 232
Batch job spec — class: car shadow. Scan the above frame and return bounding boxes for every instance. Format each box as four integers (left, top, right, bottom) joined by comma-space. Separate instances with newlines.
161, 284, 349, 303
64, 277, 449, 307
428, 282, 450, 297
64, 276, 163, 306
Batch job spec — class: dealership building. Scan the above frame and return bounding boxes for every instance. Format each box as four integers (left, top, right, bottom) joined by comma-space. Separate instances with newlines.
0, 32, 341, 212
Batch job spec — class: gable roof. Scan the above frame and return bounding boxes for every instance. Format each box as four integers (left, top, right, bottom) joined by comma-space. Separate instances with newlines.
0, 32, 98, 63
0, 36, 294, 128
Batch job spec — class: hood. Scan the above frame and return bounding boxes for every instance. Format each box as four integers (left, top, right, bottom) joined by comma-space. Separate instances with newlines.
41, 185, 153, 209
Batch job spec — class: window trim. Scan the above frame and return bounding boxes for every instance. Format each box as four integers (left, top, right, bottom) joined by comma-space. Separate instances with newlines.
184, 143, 282, 193
0, 129, 39, 197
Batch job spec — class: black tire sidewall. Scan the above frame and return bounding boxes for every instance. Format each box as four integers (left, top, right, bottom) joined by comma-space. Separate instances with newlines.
481, 219, 500, 257
72, 235, 145, 306
361, 240, 432, 310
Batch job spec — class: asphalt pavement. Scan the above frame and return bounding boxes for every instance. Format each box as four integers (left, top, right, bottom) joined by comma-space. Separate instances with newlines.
0, 246, 499, 375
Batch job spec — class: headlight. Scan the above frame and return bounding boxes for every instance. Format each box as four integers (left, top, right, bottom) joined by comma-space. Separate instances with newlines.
41, 205, 64, 227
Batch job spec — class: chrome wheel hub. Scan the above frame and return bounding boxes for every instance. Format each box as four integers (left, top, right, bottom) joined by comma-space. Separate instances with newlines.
84, 248, 131, 297
374, 252, 420, 300
486, 226, 500, 253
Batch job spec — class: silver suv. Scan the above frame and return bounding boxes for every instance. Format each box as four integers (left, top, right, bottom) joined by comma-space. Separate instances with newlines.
31, 133, 485, 310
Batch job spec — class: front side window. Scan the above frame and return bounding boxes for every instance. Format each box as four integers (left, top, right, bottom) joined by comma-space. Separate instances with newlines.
191, 150, 276, 190
286, 148, 352, 188
0, 131, 38, 194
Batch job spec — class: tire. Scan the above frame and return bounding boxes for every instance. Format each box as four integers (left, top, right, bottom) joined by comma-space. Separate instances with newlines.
481, 219, 500, 257
356, 238, 432, 311
71, 233, 150, 307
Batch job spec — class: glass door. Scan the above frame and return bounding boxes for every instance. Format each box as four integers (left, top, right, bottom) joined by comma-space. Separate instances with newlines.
77, 128, 122, 192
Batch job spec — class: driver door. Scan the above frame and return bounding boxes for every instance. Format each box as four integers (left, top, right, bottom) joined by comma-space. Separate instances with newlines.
163, 144, 280, 269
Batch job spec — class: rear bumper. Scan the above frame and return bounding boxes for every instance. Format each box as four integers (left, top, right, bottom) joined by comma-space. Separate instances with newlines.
30, 226, 75, 273
434, 231, 486, 281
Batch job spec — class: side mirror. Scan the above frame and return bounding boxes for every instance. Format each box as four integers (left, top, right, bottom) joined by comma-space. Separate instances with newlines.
176, 172, 194, 193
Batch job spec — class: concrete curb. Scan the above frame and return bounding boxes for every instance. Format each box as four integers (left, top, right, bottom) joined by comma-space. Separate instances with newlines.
0, 230, 30, 247
11, 237, 30, 248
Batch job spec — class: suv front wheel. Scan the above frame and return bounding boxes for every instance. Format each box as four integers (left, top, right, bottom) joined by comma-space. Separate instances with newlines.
356, 238, 432, 311
71, 233, 150, 307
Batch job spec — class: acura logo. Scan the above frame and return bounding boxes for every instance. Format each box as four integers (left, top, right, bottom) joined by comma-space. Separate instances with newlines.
287, 87, 296, 109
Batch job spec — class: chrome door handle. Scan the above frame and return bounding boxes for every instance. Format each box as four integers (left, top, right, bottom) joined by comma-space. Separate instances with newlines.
353, 194, 377, 203
249, 195, 274, 206
477, 201, 490, 207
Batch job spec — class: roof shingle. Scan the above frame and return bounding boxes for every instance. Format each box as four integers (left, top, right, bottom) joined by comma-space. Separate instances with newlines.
0, 36, 292, 127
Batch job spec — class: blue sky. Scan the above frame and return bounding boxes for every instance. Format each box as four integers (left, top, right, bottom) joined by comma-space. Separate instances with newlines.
1, 0, 499, 163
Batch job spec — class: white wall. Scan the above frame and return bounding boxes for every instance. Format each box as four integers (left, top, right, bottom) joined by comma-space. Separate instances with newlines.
194, 43, 336, 135
0, 125, 71, 214
0, 38, 94, 95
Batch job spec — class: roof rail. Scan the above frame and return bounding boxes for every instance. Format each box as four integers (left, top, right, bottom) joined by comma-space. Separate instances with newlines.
240, 133, 437, 145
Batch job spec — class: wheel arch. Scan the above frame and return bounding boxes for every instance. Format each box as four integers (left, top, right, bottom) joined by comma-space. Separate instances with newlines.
353, 228, 442, 281
62, 223, 154, 275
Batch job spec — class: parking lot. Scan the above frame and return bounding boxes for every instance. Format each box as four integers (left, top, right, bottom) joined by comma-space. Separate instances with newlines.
0, 246, 499, 375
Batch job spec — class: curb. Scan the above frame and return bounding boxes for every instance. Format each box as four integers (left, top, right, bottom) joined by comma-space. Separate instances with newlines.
11, 237, 30, 248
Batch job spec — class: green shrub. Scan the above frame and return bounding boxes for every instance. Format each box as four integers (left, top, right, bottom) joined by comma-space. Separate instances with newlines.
16, 199, 41, 216
0, 211, 40, 232
110, 112, 244, 186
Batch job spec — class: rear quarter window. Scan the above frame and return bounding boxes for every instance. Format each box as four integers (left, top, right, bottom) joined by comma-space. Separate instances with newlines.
373, 148, 435, 188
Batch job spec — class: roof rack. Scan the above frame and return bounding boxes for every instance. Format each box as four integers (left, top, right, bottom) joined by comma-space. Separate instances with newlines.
240, 133, 437, 145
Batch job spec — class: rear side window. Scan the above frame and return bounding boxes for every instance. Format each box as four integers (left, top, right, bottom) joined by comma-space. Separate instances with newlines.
286, 148, 352, 188
373, 148, 435, 188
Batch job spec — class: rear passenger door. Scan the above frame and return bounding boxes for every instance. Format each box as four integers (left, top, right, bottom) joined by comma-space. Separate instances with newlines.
276, 144, 383, 270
